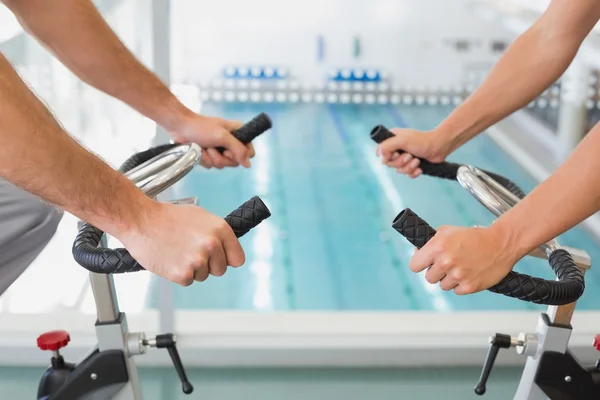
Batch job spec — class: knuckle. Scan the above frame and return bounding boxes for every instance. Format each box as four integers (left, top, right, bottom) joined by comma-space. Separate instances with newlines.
211, 266, 227, 277
460, 283, 476, 295
450, 269, 465, 281
174, 268, 194, 286
216, 218, 230, 232
440, 283, 454, 292
439, 257, 453, 270
204, 237, 220, 253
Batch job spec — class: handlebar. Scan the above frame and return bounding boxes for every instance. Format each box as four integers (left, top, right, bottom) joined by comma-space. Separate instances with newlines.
370, 125, 526, 199
72, 113, 272, 274
371, 124, 586, 305
392, 209, 584, 305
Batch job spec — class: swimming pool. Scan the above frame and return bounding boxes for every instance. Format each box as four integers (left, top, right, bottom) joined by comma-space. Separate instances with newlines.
147, 101, 600, 312
1, 102, 598, 370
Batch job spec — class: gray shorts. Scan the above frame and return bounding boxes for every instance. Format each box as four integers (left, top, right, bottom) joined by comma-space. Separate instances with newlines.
0, 178, 63, 295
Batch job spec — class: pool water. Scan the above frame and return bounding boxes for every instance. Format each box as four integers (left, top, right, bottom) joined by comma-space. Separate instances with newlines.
149, 102, 600, 312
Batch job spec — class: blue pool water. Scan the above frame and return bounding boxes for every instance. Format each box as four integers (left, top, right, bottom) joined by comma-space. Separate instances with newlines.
149, 102, 600, 312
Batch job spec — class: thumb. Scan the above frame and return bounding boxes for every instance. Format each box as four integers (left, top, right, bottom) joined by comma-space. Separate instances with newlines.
221, 119, 244, 132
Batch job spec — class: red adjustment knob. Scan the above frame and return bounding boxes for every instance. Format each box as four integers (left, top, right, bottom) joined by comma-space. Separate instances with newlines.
37, 330, 70, 351
594, 335, 600, 352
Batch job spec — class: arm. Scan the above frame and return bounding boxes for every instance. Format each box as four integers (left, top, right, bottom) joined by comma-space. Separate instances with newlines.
0, 52, 245, 285
492, 122, 600, 259
0, 52, 153, 239
379, 0, 600, 176
408, 122, 600, 295
2, 0, 253, 168
437, 0, 600, 151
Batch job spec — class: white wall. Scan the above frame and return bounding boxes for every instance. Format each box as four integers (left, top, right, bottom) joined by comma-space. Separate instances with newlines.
170, 0, 515, 88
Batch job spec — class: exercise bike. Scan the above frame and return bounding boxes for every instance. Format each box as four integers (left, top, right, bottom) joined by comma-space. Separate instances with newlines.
371, 125, 600, 400
34, 113, 273, 400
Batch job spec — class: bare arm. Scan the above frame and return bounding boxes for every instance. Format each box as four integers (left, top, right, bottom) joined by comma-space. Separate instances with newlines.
0, 53, 248, 286
2, 0, 255, 168
0, 53, 155, 238
379, 0, 600, 172
408, 120, 600, 295
3, 0, 191, 131
493, 121, 600, 258
438, 0, 600, 152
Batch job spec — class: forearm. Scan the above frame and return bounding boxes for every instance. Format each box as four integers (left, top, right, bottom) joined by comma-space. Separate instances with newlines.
4, 0, 193, 131
436, 0, 600, 153
492, 122, 600, 259
0, 53, 155, 237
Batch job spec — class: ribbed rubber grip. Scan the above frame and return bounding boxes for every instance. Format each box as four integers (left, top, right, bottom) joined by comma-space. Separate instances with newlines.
370, 125, 526, 199
392, 209, 585, 305
224, 196, 271, 237
72, 111, 272, 275
216, 112, 272, 153
72, 196, 271, 274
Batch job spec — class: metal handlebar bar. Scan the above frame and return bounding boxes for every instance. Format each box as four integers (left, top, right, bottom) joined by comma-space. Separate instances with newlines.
371, 124, 586, 306
72, 113, 273, 274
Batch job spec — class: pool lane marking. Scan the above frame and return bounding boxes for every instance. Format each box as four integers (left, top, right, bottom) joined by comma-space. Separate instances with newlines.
265, 103, 297, 310
327, 103, 419, 310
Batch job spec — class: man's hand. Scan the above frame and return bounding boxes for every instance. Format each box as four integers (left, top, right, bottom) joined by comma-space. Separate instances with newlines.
169, 115, 256, 170
377, 129, 451, 178
118, 201, 245, 285
408, 225, 521, 295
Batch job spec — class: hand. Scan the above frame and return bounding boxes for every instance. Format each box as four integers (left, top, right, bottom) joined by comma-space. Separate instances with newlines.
118, 201, 245, 285
408, 225, 522, 295
376, 128, 451, 178
170, 114, 256, 169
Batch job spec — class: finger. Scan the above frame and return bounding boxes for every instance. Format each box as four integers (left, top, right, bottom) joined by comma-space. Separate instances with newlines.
386, 153, 412, 168
424, 265, 446, 284
193, 262, 209, 282
207, 148, 235, 169
207, 242, 228, 277
439, 276, 459, 291
408, 168, 423, 179
408, 243, 436, 273
175, 267, 195, 286
396, 166, 420, 176
216, 149, 238, 167
378, 138, 405, 162
221, 130, 251, 167
200, 149, 214, 169
407, 157, 420, 170
453, 283, 477, 296
247, 143, 256, 159
219, 222, 245, 267
223, 145, 254, 165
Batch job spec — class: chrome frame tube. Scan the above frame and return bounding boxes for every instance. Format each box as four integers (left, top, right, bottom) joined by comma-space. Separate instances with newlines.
456, 165, 560, 256
125, 143, 202, 197
89, 143, 201, 325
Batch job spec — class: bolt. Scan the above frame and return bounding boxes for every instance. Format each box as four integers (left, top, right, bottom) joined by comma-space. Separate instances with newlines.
91, 373, 97, 380
565, 376, 571, 383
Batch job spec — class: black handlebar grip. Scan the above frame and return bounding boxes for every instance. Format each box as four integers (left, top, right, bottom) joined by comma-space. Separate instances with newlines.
391, 208, 437, 249
391, 209, 585, 305
224, 196, 271, 237
72, 196, 271, 274
216, 112, 272, 154
370, 125, 526, 199
487, 248, 584, 305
